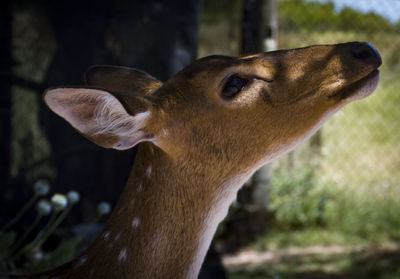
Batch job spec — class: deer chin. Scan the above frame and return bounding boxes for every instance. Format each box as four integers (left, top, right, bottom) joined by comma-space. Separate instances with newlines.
329, 69, 380, 102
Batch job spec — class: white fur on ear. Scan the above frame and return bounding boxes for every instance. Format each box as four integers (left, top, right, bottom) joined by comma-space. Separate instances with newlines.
44, 88, 152, 150
110, 111, 152, 150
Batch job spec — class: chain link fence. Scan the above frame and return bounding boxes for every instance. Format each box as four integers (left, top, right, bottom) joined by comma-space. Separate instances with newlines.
272, 0, 400, 234
200, 0, 400, 237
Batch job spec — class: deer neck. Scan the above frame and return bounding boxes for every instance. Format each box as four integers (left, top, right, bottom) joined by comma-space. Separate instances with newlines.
57, 143, 250, 279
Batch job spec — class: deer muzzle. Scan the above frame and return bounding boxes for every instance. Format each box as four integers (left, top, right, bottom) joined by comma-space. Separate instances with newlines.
328, 42, 381, 101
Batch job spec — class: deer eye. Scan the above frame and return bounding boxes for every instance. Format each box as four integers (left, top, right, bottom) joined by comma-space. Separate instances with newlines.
222, 76, 248, 98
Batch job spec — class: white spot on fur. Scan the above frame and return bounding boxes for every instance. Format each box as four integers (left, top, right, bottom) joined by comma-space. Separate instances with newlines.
79, 256, 87, 264
132, 217, 140, 228
103, 231, 110, 241
114, 233, 121, 240
146, 166, 152, 178
137, 183, 142, 192
118, 248, 127, 263
73, 255, 87, 269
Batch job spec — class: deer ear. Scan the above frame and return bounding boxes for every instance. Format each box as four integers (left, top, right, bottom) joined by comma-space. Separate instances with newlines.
85, 65, 162, 95
43, 87, 153, 150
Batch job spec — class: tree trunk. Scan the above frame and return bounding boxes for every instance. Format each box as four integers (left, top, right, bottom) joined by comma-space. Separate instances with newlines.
232, 0, 278, 247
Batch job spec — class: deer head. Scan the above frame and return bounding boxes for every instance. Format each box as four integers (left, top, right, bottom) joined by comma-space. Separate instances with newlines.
39, 42, 381, 279
45, 42, 380, 178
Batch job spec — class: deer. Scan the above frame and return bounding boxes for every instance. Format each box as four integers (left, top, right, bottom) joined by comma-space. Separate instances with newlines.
5, 42, 381, 279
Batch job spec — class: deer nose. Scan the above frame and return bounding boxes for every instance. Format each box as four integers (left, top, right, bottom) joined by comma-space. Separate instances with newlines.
350, 42, 382, 67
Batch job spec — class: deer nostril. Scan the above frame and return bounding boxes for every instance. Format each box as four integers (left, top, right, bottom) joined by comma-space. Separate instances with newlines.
351, 48, 370, 60
350, 42, 382, 66
351, 44, 373, 60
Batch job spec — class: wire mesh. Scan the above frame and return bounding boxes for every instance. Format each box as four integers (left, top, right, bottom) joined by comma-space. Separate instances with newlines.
199, 0, 400, 234
272, 0, 400, 232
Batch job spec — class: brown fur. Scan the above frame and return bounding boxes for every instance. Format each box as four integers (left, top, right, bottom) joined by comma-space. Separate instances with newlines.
13, 42, 381, 279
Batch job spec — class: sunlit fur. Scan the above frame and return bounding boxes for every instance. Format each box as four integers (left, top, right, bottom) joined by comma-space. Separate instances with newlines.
30, 42, 381, 279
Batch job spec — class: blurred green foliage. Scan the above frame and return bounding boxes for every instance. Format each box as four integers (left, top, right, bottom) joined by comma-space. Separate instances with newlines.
201, 0, 400, 33
200, 0, 241, 24
279, 0, 398, 32
268, 168, 330, 229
